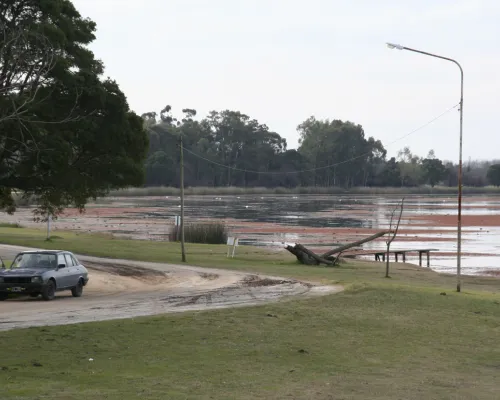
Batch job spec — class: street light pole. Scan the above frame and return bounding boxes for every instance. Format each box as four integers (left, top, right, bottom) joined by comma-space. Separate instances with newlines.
386, 42, 464, 292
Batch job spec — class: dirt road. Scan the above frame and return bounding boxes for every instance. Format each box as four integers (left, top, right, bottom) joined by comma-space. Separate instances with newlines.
0, 245, 341, 331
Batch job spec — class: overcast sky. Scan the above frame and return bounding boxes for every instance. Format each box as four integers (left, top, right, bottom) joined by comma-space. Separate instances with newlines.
73, 0, 499, 162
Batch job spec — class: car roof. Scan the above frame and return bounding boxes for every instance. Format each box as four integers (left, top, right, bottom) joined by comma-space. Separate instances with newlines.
19, 250, 69, 254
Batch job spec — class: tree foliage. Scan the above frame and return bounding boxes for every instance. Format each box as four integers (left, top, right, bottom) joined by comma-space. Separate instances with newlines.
0, 0, 148, 216
297, 117, 386, 187
141, 105, 499, 190
143, 107, 290, 188
143, 108, 393, 188
421, 158, 446, 187
486, 164, 500, 187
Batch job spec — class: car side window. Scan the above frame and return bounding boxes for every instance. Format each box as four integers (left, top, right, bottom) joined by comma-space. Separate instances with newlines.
71, 255, 79, 266
57, 254, 66, 267
64, 254, 73, 266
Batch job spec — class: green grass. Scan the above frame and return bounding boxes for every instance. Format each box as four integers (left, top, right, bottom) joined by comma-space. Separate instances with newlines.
108, 185, 500, 197
0, 227, 500, 399
0, 222, 22, 228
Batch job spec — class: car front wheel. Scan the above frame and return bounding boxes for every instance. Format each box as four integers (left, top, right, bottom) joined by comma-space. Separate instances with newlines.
42, 280, 56, 301
0, 292, 8, 301
71, 280, 83, 298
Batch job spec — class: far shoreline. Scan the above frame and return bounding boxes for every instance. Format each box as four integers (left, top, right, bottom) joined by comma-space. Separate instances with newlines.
107, 185, 500, 197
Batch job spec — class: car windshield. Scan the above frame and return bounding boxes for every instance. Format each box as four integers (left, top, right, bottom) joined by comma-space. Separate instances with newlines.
11, 253, 57, 269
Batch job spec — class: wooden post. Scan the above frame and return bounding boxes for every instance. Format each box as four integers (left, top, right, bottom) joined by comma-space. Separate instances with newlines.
180, 135, 186, 263
46, 214, 52, 240
419, 251, 422, 267
402, 252, 406, 263
426, 251, 430, 268
174, 216, 180, 242
395, 253, 398, 262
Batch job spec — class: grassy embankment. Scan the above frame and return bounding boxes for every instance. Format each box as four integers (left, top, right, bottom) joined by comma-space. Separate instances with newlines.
108, 185, 500, 197
0, 226, 499, 400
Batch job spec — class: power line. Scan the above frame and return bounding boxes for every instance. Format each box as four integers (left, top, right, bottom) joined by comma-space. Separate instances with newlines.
181, 103, 460, 175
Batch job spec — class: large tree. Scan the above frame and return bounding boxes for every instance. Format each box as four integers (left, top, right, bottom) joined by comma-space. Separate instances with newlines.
486, 164, 500, 187
396, 147, 421, 187
0, 0, 148, 216
421, 157, 446, 187
297, 117, 386, 187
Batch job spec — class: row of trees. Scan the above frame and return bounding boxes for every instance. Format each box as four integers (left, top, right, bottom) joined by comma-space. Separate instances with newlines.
142, 106, 500, 188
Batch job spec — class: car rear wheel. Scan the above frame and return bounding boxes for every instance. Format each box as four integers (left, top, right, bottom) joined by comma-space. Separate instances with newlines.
0, 292, 8, 301
42, 280, 56, 301
71, 280, 83, 298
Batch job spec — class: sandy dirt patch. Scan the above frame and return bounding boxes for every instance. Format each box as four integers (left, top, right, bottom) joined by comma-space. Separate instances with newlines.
482, 269, 500, 276
0, 245, 341, 332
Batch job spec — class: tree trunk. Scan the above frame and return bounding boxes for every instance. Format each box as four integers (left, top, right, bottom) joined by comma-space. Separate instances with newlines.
321, 230, 391, 258
385, 198, 404, 278
385, 244, 390, 278
286, 244, 334, 266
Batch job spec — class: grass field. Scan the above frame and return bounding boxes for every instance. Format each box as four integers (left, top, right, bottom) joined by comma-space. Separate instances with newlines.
1, 226, 500, 399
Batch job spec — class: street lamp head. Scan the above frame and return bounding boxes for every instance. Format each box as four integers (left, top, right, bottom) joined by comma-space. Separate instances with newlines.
386, 42, 404, 50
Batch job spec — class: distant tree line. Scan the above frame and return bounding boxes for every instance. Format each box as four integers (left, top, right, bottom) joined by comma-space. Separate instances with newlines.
142, 106, 499, 189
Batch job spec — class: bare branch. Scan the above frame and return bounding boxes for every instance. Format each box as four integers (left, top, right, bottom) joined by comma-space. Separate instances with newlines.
385, 197, 405, 278
0, 23, 58, 124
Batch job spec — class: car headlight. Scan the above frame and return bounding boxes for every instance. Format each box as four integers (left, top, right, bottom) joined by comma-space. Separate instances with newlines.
31, 276, 43, 283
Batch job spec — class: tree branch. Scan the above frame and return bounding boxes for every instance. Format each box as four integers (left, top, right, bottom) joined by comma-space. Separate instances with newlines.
385, 197, 405, 278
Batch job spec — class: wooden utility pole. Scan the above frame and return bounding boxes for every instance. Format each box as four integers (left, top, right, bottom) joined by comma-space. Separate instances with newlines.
180, 135, 186, 262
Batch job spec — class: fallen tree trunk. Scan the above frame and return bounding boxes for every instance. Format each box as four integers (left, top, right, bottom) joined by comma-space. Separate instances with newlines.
285, 244, 333, 266
320, 230, 392, 259
286, 230, 392, 266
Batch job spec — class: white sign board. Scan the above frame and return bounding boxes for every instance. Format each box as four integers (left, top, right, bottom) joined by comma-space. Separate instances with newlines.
226, 237, 239, 258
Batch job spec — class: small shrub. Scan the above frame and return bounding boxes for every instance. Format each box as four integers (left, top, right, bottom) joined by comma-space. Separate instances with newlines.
169, 222, 228, 244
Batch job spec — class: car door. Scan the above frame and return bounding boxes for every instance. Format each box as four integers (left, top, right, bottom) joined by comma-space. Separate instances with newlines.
55, 254, 69, 289
71, 254, 85, 279
64, 253, 79, 288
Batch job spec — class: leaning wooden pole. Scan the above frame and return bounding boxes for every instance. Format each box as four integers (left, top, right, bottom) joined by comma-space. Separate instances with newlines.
180, 135, 186, 263
320, 230, 392, 259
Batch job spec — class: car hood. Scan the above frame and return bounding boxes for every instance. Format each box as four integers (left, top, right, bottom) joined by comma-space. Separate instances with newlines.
0, 268, 46, 277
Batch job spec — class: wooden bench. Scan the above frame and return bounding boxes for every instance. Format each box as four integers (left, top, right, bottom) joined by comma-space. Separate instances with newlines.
348, 249, 439, 268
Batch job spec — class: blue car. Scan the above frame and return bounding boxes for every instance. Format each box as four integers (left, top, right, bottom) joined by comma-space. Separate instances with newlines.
0, 250, 89, 301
